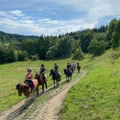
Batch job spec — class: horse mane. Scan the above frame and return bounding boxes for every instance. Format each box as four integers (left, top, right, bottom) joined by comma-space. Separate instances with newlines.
50, 69, 56, 76
20, 82, 29, 87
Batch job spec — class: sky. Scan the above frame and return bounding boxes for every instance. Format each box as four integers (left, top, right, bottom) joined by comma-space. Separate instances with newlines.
0, 0, 120, 36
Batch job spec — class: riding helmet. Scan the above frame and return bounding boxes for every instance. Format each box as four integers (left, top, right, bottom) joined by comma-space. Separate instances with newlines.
41, 64, 44, 67
27, 68, 32, 72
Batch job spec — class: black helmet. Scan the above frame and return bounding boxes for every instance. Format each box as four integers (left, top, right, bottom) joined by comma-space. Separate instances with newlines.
54, 62, 57, 65
27, 68, 32, 72
41, 64, 44, 67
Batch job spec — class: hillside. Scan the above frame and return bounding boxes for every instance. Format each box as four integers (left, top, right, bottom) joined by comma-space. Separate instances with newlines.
0, 31, 39, 42
61, 49, 120, 120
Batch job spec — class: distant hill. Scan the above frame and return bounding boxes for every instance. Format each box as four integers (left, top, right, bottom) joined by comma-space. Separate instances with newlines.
0, 30, 39, 42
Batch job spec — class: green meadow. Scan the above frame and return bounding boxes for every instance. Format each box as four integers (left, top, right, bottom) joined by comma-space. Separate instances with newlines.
61, 49, 120, 120
0, 59, 73, 113
0, 49, 120, 120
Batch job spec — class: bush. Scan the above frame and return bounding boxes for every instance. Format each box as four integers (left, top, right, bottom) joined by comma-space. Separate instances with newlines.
17, 51, 27, 61
72, 48, 84, 60
31, 54, 39, 61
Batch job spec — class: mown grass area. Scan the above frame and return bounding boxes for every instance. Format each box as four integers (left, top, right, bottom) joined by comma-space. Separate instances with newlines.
0, 58, 77, 113
61, 49, 120, 120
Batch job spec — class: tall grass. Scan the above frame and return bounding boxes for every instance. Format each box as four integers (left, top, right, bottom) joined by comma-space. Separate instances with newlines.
61, 49, 120, 120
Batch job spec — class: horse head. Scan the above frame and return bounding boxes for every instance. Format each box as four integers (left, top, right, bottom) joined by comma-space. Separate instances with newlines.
49, 69, 54, 76
16, 83, 23, 96
16, 82, 30, 97
64, 69, 67, 74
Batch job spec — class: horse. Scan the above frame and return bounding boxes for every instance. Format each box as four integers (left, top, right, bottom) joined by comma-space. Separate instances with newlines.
34, 73, 48, 93
77, 65, 81, 73
49, 69, 61, 87
64, 69, 72, 81
71, 63, 76, 73
16, 79, 39, 98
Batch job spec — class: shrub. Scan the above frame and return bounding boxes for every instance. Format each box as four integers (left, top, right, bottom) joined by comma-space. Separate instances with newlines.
17, 51, 27, 61
31, 54, 39, 61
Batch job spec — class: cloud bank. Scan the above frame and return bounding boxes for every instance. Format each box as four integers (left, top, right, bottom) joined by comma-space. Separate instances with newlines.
0, 0, 120, 36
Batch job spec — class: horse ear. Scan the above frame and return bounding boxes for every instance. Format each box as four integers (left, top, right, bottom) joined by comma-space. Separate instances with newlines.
16, 84, 19, 89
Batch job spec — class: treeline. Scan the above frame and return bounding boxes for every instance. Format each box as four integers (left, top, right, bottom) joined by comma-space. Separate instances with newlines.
0, 18, 120, 64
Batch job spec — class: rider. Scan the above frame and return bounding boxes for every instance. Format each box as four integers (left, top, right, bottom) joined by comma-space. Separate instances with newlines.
67, 63, 72, 74
25, 68, 35, 92
40, 64, 46, 82
54, 62, 60, 77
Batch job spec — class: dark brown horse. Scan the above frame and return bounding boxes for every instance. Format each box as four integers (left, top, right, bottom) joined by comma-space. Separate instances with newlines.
49, 69, 61, 87
34, 73, 48, 92
64, 69, 72, 81
77, 65, 81, 73
16, 79, 39, 98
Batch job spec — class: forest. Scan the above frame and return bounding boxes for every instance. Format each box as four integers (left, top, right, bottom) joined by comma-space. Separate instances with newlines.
0, 18, 120, 64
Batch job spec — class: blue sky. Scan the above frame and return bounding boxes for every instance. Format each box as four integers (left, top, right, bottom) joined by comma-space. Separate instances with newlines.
0, 0, 120, 36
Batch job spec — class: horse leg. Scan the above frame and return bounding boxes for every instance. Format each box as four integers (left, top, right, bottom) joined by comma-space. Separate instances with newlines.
53, 80, 55, 87
66, 75, 67, 81
42, 84, 44, 94
66, 75, 69, 81
45, 82, 47, 89
56, 80, 59, 86
36, 87, 39, 96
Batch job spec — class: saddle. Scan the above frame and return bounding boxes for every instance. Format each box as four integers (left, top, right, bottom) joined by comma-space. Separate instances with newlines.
24, 79, 35, 92
55, 71, 60, 78
41, 74, 47, 82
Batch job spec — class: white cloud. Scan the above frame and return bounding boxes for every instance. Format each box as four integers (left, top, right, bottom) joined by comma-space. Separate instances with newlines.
0, 11, 96, 36
52, 0, 120, 17
9, 10, 24, 17
0, 0, 120, 36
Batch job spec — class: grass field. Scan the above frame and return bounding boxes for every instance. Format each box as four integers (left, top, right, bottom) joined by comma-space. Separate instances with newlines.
61, 49, 120, 120
0, 58, 76, 113
0, 49, 120, 120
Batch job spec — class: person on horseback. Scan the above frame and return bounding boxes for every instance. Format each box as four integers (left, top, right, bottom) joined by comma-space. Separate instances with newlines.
54, 62, 60, 78
24, 68, 35, 92
40, 64, 46, 82
67, 63, 72, 75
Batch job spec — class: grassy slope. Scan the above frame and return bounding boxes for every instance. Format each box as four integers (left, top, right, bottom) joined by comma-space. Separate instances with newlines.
61, 49, 120, 120
0, 59, 74, 113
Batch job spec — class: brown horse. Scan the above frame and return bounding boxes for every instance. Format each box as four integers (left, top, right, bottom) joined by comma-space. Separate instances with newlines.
16, 79, 39, 98
49, 69, 61, 87
34, 73, 47, 92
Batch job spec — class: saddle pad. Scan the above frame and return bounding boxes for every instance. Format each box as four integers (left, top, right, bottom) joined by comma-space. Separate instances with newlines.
33, 81, 37, 88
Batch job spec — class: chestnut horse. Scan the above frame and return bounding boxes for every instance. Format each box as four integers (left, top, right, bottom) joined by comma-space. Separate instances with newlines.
16, 73, 47, 98
16, 79, 39, 98
49, 69, 61, 87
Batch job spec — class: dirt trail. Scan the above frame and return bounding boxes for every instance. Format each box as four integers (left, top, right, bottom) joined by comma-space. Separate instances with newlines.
0, 71, 86, 120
